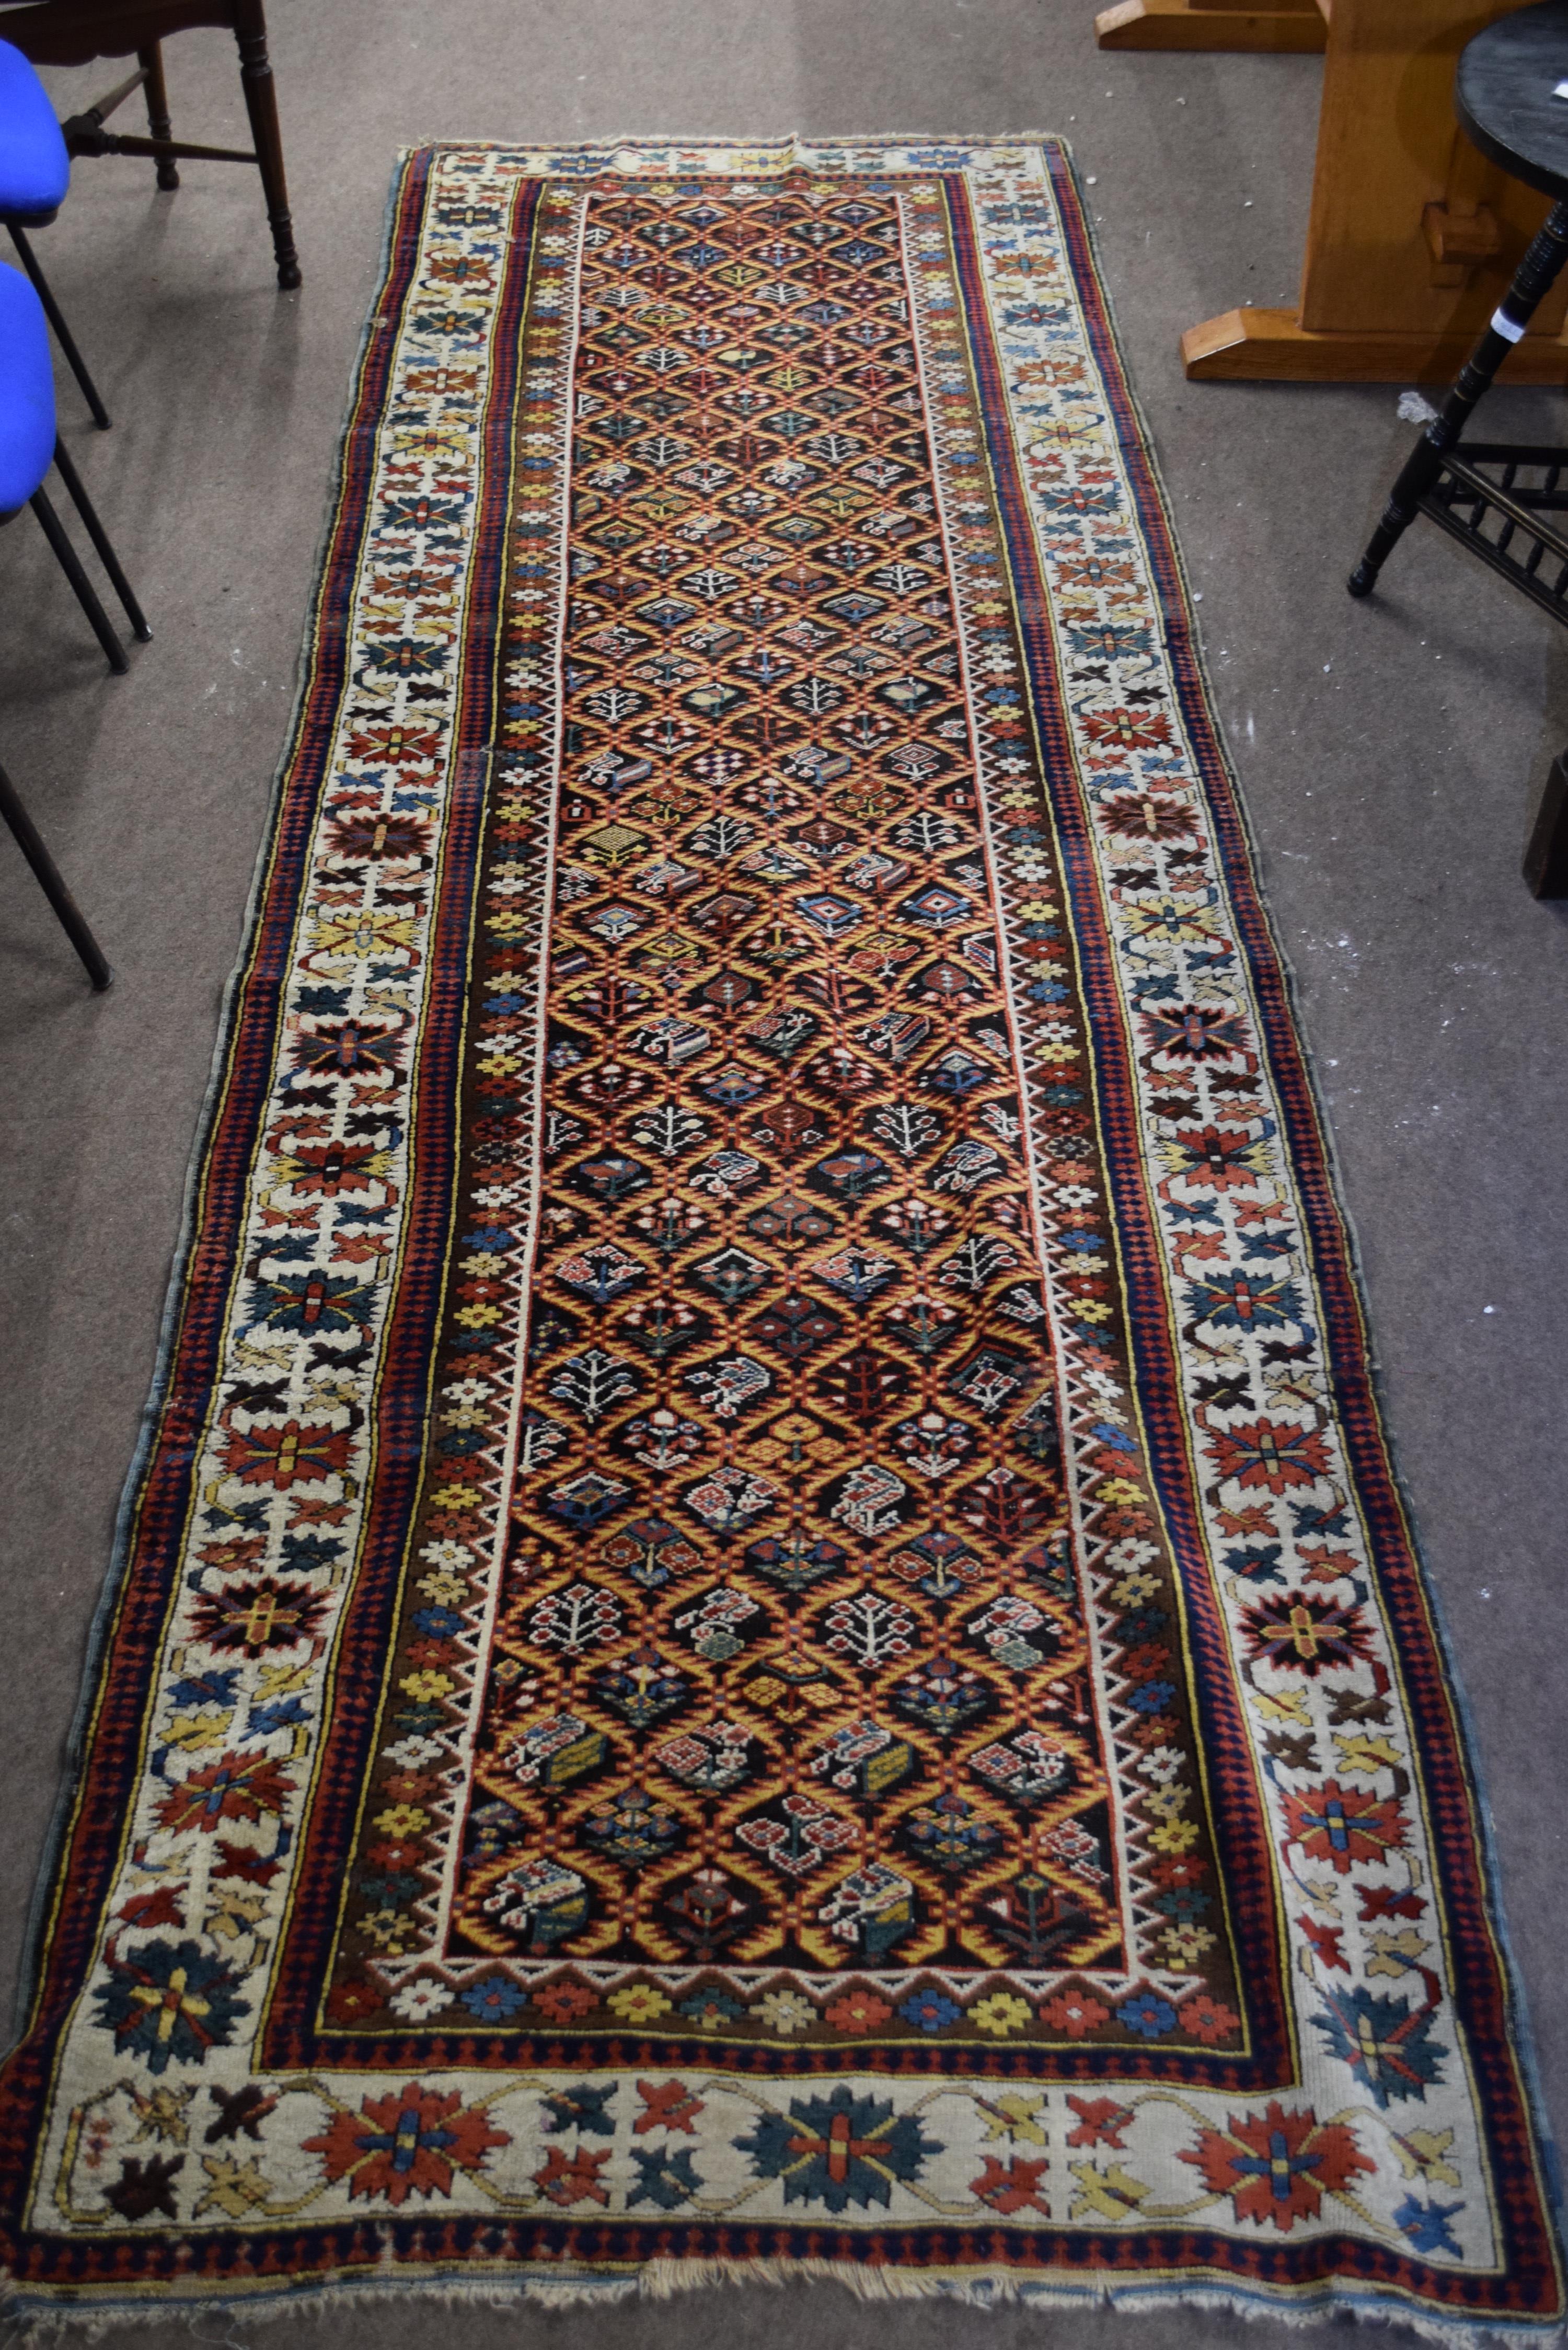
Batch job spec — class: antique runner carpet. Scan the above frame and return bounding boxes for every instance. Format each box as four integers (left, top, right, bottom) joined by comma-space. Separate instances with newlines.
0, 138, 1560, 2337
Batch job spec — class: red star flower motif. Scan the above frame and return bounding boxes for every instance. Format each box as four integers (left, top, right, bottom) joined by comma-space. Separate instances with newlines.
532, 1976, 596, 2024
1182, 2100, 1373, 2232
1066, 2095, 1134, 2148
1281, 1780, 1409, 1877
1177, 1993, 1241, 2046
304, 2083, 508, 2205
970, 2155, 1051, 2215
534, 2144, 611, 2208
1203, 1419, 1331, 1496
635, 2079, 705, 2135
155, 1751, 292, 1837
1040, 1990, 1110, 2040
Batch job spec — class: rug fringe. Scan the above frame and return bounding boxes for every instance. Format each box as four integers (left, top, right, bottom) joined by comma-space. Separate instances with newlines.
5, 2254, 1566, 2348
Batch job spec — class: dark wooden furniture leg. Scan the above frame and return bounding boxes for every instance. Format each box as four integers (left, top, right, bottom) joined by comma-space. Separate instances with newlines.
232, 0, 300, 289
1348, 201, 1568, 596
0, 757, 112, 988
1523, 751, 1568, 897
137, 42, 179, 190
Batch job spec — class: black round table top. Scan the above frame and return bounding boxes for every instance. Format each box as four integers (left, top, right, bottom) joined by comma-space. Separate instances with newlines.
1457, 2, 1568, 202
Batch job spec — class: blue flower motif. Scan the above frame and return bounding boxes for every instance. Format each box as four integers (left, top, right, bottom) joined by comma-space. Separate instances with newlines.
413, 1606, 466, 1638
1395, 2194, 1466, 2258
1129, 1680, 1177, 1714
166, 1668, 241, 1712
1116, 1994, 1177, 2040
629, 2146, 704, 2210
736, 2085, 941, 2214
94, 1939, 249, 2075
543, 2081, 617, 2136
1154, 1886, 1211, 1921
899, 1990, 961, 2034
459, 1974, 527, 2022
1223, 1544, 1285, 1586
1312, 1986, 1449, 2107
678, 1987, 745, 2027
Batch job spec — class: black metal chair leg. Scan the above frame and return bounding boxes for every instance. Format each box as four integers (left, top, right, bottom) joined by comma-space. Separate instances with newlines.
1348, 199, 1568, 597
50, 439, 151, 643
30, 487, 129, 675
0, 759, 112, 989
6, 225, 111, 433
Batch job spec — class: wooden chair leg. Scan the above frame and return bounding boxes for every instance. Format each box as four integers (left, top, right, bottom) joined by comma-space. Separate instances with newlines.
232, 0, 301, 289
137, 43, 180, 191
1524, 749, 1568, 896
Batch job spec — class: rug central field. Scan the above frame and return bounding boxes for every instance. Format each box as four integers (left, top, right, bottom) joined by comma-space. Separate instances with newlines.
0, 139, 1560, 2339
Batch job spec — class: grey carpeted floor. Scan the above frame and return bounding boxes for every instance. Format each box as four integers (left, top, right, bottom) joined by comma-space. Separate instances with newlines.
1, 4, 1564, 2343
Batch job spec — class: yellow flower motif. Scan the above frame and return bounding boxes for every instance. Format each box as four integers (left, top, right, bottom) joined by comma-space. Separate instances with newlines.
374, 1803, 430, 1837
129, 2086, 195, 2146
970, 1991, 1032, 2038
417, 1571, 466, 1605
257, 1660, 312, 1702
752, 1988, 815, 2036
430, 1477, 483, 1506
1148, 1818, 1200, 1854
399, 1670, 454, 1703
606, 1983, 672, 2024
1143, 1784, 1189, 1822
359, 1909, 418, 1950
1391, 2127, 1461, 2189
1112, 1571, 1160, 1606
1096, 1477, 1143, 1506
1159, 1922, 1215, 1968
161, 1708, 236, 1755
195, 2153, 275, 2221
452, 1306, 501, 1338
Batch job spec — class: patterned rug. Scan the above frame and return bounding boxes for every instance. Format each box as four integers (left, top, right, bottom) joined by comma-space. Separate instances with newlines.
1, 137, 1560, 2338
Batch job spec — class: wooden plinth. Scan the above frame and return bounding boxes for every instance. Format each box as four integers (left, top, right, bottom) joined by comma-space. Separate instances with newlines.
1183, 304, 1568, 382
1096, 0, 1327, 50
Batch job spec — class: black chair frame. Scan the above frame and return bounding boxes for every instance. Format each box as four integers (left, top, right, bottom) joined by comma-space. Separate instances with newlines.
3, 432, 151, 672
0, 753, 111, 987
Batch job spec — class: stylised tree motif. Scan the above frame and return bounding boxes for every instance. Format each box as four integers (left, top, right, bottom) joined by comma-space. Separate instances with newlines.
868, 1099, 942, 1161
815, 1345, 906, 1428
548, 1348, 639, 1425
821, 1590, 916, 1667
631, 1102, 710, 1160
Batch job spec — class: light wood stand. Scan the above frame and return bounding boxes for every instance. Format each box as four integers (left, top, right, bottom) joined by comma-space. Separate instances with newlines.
1126, 0, 1568, 383
1096, 0, 1325, 54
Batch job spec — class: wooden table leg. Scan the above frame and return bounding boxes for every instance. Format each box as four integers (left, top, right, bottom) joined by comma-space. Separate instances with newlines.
233, 0, 299, 290
1180, 0, 1568, 385
1097, 0, 1325, 52
136, 41, 178, 190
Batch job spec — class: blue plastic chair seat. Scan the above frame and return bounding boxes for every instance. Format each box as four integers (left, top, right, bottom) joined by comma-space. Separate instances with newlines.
0, 38, 70, 222
0, 264, 56, 514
